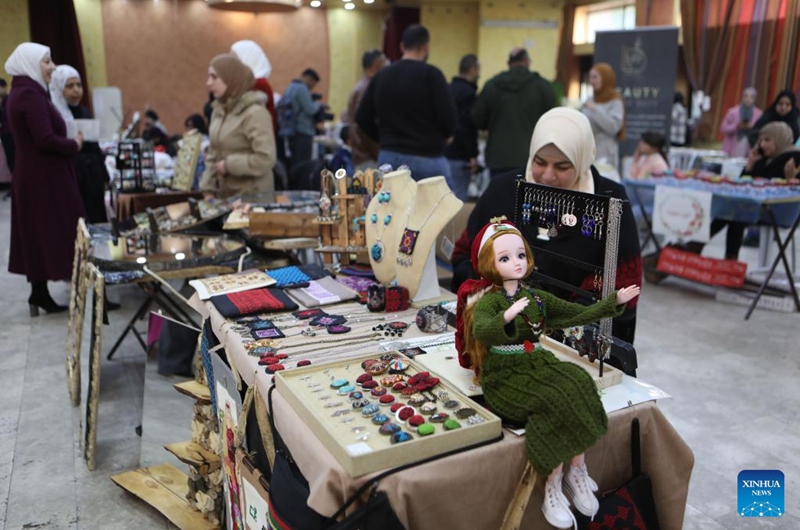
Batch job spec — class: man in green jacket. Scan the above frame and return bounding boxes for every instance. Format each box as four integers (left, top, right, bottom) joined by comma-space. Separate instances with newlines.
472, 48, 556, 177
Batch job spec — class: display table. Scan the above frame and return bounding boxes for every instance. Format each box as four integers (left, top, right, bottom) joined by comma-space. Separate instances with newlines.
626, 177, 800, 318
113, 189, 204, 220
191, 294, 694, 530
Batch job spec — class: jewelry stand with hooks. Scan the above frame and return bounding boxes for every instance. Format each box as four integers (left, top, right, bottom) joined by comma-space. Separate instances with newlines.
513, 180, 625, 377
314, 169, 369, 265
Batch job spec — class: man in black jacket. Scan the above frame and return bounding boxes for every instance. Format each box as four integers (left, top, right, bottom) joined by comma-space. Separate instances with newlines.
356, 25, 457, 181
445, 54, 480, 200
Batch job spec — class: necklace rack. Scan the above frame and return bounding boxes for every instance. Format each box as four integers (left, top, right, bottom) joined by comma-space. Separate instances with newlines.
369, 190, 392, 262
397, 191, 454, 267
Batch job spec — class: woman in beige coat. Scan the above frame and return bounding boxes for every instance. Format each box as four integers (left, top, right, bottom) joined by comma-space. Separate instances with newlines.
201, 54, 276, 198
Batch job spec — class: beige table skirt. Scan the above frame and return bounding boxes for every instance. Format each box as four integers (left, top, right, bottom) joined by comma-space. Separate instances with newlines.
190, 294, 694, 530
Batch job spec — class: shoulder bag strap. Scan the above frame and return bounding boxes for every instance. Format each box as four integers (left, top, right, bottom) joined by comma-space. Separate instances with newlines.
631, 417, 641, 476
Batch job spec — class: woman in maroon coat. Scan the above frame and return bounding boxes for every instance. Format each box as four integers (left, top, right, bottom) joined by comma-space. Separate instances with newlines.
4, 43, 85, 315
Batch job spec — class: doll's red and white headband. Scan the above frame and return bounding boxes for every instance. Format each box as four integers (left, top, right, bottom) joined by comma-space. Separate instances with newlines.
477, 222, 522, 256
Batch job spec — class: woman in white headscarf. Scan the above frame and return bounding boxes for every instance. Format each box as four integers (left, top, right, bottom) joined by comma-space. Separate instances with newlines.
453, 108, 642, 343
4, 43, 85, 316
50, 64, 108, 223
231, 40, 278, 136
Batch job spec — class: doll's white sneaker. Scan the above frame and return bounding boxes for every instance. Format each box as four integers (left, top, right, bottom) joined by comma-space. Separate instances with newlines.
564, 463, 600, 518
542, 473, 577, 529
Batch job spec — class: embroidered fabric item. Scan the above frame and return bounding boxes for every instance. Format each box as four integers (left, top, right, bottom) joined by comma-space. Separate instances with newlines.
337, 275, 379, 293
385, 286, 409, 312
285, 276, 358, 308
301, 281, 341, 305
210, 287, 298, 318
267, 266, 311, 288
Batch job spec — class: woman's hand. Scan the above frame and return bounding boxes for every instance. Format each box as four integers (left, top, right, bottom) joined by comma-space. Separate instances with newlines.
215, 160, 226, 175
583, 102, 596, 111
616, 285, 641, 305
503, 298, 530, 323
745, 146, 762, 171
74, 131, 84, 151
203, 192, 216, 201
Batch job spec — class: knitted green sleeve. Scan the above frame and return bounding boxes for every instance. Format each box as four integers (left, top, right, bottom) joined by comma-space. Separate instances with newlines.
472, 292, 521, 346
536, 289, 625, 330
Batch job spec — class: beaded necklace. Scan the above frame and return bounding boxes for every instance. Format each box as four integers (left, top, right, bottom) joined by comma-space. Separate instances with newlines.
503, 283, 546, 335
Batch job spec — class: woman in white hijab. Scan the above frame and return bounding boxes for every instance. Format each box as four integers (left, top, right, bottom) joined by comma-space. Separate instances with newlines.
230, 40, 278, 135
50, 64, 109, 223
4, 43, 85, 315
453, 107, 642, 343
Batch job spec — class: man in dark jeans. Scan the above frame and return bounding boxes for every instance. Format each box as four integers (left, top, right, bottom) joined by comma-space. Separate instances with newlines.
445, 54, 480, 200
281, 68, 326, 169
356, 25, 456, 181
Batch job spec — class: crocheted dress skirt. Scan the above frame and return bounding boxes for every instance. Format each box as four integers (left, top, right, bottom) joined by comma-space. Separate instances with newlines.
481, 347, 608, 475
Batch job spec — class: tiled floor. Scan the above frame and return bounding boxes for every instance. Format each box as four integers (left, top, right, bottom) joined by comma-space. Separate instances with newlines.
0, 194, 798, 529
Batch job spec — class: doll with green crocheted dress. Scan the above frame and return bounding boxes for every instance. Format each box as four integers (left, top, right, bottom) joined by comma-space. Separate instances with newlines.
456, 219, 640, 529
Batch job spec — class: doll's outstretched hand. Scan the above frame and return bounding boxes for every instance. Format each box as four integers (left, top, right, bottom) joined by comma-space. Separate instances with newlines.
504, 298, 530, 323
616, 285, 641, 305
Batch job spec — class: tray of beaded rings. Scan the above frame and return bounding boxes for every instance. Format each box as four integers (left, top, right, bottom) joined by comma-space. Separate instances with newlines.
274, 352, 502, 477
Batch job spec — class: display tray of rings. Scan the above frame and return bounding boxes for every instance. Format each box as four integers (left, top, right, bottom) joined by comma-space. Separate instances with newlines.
275, 352, 502, 477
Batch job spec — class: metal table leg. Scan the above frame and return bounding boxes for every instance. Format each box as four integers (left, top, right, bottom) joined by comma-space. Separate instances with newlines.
745, 205, 800, 320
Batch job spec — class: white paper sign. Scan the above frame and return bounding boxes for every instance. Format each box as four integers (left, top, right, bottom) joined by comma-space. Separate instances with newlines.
242, 479, 269, 530
74, 119, 100, 141
652, 186, 712, 243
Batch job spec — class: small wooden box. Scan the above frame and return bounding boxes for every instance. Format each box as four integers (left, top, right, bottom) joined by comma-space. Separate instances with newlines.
275, 353, 502, 477
249, 211, 319, 238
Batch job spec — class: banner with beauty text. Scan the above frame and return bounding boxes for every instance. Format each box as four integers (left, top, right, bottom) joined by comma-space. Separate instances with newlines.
594, 27, 680, 160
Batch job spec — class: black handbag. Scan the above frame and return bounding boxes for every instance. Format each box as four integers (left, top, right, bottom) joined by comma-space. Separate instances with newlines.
266, 385, 503, 530
576, 418, 661, 530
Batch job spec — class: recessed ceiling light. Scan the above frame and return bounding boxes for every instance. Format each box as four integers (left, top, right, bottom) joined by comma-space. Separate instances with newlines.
344, 1, 354, 8
310, 0, 320, 5
364, 0, 374, 3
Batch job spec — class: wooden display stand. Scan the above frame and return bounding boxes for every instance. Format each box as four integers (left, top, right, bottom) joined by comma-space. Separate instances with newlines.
112, 371, 223, 529
314, 170, 372, 265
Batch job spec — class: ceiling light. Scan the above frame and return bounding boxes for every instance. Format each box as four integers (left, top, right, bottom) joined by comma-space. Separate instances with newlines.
344, 1, 354, 8
364, 0, 374, 3
310, 0, 321, 5
206, 0, 299, 12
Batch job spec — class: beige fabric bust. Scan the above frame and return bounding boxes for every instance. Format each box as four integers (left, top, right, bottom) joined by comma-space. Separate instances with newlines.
200, 90, 276, 198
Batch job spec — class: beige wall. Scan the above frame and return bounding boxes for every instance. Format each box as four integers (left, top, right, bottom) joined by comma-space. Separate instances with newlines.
477, 0, 563, 87
74, 0, 108, 90
101, 0, 329, 134
0, 0, 31, 82
327, 7, 387, 119
421, 2, 480, 82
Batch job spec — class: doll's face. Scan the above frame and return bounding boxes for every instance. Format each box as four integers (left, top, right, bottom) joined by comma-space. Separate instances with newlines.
493, 233, 528, 281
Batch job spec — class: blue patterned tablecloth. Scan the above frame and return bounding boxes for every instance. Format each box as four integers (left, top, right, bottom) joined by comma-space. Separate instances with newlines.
625, 177, 800, 227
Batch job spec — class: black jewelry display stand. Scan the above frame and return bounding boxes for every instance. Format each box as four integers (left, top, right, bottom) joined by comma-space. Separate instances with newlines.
513, 180, 625, 376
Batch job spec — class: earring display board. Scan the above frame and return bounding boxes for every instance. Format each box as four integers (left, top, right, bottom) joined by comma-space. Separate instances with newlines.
514, 180, 625, 373
275, 352, 501, 478
315, 169, 369, 265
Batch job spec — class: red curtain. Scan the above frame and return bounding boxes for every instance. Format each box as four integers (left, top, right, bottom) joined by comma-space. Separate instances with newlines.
382, 7, 421, 63
28, 0, 90, 109
681, 0, 800, 139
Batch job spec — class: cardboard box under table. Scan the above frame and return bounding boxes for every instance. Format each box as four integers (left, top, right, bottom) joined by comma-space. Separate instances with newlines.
275, 354, 501, 477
